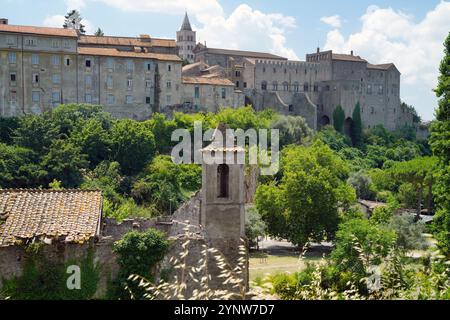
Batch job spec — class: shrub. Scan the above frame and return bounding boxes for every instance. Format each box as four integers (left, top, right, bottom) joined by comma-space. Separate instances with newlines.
111, 229, 169, 299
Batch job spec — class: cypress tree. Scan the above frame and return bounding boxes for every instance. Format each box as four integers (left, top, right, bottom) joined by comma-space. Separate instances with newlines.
333, 105, 345, 133
351, 102, 363, 147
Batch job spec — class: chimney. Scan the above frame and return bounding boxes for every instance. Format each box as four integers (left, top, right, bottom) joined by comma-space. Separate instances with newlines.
351, 50, 354, 56
317, 47, 320, 53
0, 18, 8, 25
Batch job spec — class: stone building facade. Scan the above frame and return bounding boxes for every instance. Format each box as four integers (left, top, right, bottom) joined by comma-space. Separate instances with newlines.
176, 13, 196, 64
0, 22, 182, 120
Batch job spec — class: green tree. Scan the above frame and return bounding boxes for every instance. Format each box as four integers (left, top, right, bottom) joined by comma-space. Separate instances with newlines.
331, 218, 397, 280
110, 119, 156, 175
333, 105, 345, 133
0, 117, 19, 144
430, 32, 450, 254
94, 28, 104, 36
13, 115, 59, 155
112, 229, 169, 299
315, 125, 351, 151
42, 139, 89, 187
389, 157, 437, 218
69, 118, 111, 167
271, 115, 312, 148
351, 102, 363, 147
63, 9, 86, 34
245, 206, 267, 249
255, 141, 356, 247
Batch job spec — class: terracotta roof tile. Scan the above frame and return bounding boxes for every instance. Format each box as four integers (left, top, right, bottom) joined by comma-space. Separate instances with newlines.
367, 63, 395, 70
78, 46, 181, 62
0, 24, 78, 38
332, 53, 367, 62
182, 76, 234, 86
0, 189, 102, 247
78, 35, 176, 48
197, 47, 287, 60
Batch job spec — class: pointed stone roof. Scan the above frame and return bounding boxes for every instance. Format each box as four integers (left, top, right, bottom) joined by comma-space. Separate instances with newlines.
180, 12, 192, 31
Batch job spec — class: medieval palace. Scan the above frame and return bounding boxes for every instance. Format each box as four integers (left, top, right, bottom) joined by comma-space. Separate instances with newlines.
0, 14, 414, 131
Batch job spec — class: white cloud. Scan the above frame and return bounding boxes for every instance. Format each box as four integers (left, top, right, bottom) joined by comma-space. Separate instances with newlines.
93, 0, 299, 59
66, 0, 86, 10
320, 15, 342, 28
323, 1, 450, 120
43, 0, 94, 34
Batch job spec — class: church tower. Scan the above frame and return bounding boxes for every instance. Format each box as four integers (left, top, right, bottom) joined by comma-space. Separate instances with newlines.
200, 123, 248, 291
176, 12, 196, 64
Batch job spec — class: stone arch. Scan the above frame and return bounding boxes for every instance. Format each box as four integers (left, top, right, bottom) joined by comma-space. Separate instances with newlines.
244, 96, 254, 108
344, 117, 353, 136
321, 115, 330, 126
217, 164, 229, 198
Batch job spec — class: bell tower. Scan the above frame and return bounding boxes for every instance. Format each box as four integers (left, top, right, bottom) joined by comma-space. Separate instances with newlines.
176, 12, 196, 64
200, 123, 247, 290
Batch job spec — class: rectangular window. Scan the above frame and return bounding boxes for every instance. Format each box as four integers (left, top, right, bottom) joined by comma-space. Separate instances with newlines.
85, 93, 92, 103
52, 55, 60, 66
8, 52, 16, 64
52, 92, 61, 104
107, 58, 114, 69
52, 40, 59, 48
166, 81, 172, 89
126, 60, 134, 72
167, 64, 172, 72
243, 82, 247, 88
31, 54, 39, 65
85, 58, 91, 68
126, 95, 133, 104
145, 96, 151, 104
25, 38, 36, 46
166, 95, 171, 104
236, 81, 240, 87
145, 61, 152, 71
10, 73, 16, 82
66, 58, 70, 66
127, 79, 133, 89
85, 75, 92, 87
194, 86, 200, 99
235, 70, 241, 77
32, 73, 39, 84
52, 74, 61, 84
221, 88, 226, 99
10, 90, 17, 102
7, 36, 15, 46
106, 76, 113, 89
145, 80, 152, 88
107, 94, 114, 105
32, 91, 40, 103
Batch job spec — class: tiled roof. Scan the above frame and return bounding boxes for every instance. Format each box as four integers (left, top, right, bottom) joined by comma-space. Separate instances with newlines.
182, 76, 234, 86
198, 47, 287, 60
0, 189, 102, 247
367, 63, 395, 70
332, 53, 367, 62
0, 24, 78, 38
78, 35, 176, 48
78, 46, 181, 62
180, 12, 192, 31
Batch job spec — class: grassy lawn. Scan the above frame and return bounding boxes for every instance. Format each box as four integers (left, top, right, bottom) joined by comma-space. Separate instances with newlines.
249, 251, 324, 281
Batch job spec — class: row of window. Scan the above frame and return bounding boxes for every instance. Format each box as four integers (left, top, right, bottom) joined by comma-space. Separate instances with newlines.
6, 37, 72, 49
261, 81, 318, 92
194, 86, 227, 99
178, 35, 195, 42
9, 91, 157, 106
262, 66, 316, 76
5, 53, 166, 72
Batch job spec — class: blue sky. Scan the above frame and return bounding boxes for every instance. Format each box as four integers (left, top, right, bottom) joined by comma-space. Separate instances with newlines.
2, 0, 449, 121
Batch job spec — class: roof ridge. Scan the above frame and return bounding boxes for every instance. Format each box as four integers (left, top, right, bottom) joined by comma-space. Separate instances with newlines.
0, 188, 102, 193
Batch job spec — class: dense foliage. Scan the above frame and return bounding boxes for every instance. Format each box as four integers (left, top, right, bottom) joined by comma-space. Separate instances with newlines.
430, 32, 450, 255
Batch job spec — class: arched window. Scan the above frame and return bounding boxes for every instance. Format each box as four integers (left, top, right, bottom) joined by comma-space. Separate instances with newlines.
272, 81, 278, 91
303, 82, 309, 92
261, 81, 267, 91
217, 164, 229, 198
293, 82, 299, 92
283, 81, 289, 91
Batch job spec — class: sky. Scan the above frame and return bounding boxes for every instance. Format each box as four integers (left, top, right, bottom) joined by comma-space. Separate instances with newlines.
2, 0, 449, 121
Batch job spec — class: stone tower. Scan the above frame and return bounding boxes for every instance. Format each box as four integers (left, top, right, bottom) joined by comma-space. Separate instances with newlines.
200, 123, 248, 291
176, 12, 196, 64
